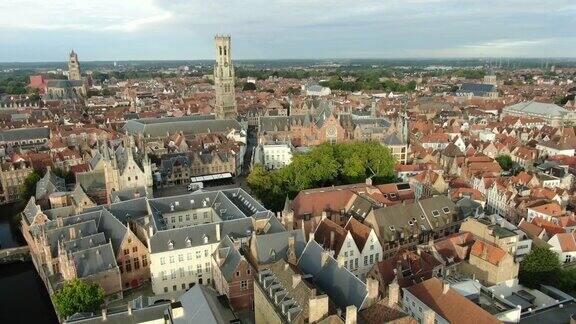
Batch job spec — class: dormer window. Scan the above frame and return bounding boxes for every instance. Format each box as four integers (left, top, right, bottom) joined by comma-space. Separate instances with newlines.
389, 225, 395, 231
170, 204, 175, 212
442, 207, 451, 214
432, 210, 440, 217
168, 240, 174, 250
203, 235, 209, 244
185, 237, 192, 247
420, 214, 426, 220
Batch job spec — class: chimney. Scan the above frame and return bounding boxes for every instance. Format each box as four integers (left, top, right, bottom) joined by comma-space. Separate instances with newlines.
442, 282, 450, 294
69, 227, 76, 240
388, 279, 400, 307
365, 278, 379, 307
345, 305, 357, 324
366, 177, 373, 186
287, 236, 297, 264
56, 216, 63, 227
127, 303, 132, 315
321, 250, 331, 267
337, 255, 346, 268
216, 223, 221, 241
329, 231, 335, 249
308, 294, 329, 323
292, 274, 301, 288
101, 309, 107, 321
171, 302, 184, 319
321, 210, 328, 220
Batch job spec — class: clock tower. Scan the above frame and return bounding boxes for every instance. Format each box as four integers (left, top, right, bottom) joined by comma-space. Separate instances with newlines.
214, 35, 237, 119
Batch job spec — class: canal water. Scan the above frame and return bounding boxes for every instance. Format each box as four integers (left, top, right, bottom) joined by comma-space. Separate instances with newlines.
0, 215, 58, 323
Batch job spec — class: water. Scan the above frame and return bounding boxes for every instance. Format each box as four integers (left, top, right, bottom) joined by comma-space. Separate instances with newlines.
0, 207, 58, 323
0, 262, 58, 323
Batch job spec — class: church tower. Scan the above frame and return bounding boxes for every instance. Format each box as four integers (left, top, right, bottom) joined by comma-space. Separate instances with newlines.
213, 35, 237, 119
68, 50, 81, 81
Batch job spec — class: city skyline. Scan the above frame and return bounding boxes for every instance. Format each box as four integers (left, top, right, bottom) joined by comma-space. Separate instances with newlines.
1, 0, 575, 62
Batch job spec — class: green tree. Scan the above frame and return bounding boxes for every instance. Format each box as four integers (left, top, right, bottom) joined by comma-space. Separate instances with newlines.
21, 171, 41, 202
53, 279, 104, 319
519, 247, 561, 288
242, 82, 257, 91
495, 155, 513, 171
247, 141, 396, 211
53, 167, 75, 184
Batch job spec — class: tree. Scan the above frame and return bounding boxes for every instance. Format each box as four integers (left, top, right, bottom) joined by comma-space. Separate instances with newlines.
242, 82, 256, 91
53, 279, 104, 319
21, 171, 41, 202
519, 247, 561, 288
495, 155, 513, 171
247, 141, 396, 211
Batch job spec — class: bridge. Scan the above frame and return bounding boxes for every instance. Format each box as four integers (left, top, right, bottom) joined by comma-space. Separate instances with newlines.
0, 246, 30, 264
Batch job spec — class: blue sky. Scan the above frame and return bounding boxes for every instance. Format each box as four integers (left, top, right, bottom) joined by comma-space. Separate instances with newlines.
1, 0, 575, 62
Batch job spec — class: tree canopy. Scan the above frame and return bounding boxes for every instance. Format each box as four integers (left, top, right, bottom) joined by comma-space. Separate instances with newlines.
21, 170, 41, 202
495, 155, 513, 171
53, 279, 105, 319
248, 141, 396, 211
519, 247, 561, 288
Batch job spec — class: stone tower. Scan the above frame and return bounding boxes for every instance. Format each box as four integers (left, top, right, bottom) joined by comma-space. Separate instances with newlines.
213, 35, 237, 119
68, 50, 81, 81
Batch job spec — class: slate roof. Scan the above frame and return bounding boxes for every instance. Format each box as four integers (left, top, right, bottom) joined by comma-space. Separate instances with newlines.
504, 101, 568, 118
456, 83, 496, 97
123, 115, 242, 138
149, 223, 219, 253
215, 236, 242, 281
0, 127, 50, 142
176, 283, 238, 323
36, 169, 66, 200
297, 240, 368, 310
72, 242, 119, 278
252, 229, 306, 265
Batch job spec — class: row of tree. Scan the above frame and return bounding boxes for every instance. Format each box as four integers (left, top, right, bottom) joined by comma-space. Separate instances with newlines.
247, 141, 396, 211
319, 74, 416, 92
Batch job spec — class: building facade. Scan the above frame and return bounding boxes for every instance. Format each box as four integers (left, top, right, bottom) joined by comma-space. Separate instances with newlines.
214, 35, 237, 119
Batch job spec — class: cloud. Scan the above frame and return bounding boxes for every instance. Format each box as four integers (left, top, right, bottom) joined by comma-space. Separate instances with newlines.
0, 0, 575, 60
0, 0, 171, 32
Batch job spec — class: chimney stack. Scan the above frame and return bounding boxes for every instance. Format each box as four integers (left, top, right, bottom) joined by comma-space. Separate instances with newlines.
388, 279, 400, 307
365, 278, 379, 307
330, 231, 335, 250
345, 305, 358, 324
127, 303, 132, 315
101, 309, 107, 321
442, 282, 450, 294
216, 223, 221, 241
321, 250, 331, 267
308, 294, 329, 323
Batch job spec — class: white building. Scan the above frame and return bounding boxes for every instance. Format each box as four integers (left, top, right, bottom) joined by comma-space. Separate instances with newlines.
149, 223, 221, 295
548, 232, 576, 264
302, 84, 331, 97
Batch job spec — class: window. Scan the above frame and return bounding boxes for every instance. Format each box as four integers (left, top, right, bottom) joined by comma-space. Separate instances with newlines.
236, 271, 240, 277
442, 207, 451, 214
134, 257, 140, 270
565, 255, 572, 263
182, 283, 186, 290
241, 280, 248, 290
173, 285, 177, 291
187, 252, 193, 260
164, 287, 168, 293
355, 258, 358, 269
369, 254, 374, 264
171, 216, 176, 223
344, 260, 348, 268
171, 269, 176, 279
125, 260, 132, 272
193, 213, 197, 220
142, 256, 148, 267
370, 244, 374, 251
123, 249, 129, 255
161, 271, 167, 281
160, 257, 165, 265
180, 268, 185, 278
196, 251, 201, 259
364, 256, 368, 266
375, 253, 379, 261
178, 215, 183, 222
247, 268, 251, 275
179, 254, 184, 262
204, 250, 209, 257
205, 262, 211, 270
432, 210, 440, 217
203, 212, 208, 219
197, 264, 202, 274
169, 256, 175, 263
186, 214, 190, 221
132, 246, 138, 253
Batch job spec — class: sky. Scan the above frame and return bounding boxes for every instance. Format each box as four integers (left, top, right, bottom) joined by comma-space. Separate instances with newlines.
0, 0, 575, 62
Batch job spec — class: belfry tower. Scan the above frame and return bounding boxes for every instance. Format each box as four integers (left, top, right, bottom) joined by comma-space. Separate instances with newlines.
213, 35, 237, 119
68, 50, 81, 81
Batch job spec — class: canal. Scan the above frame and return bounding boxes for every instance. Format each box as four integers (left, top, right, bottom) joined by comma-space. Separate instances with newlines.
0, 207, 58, 324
